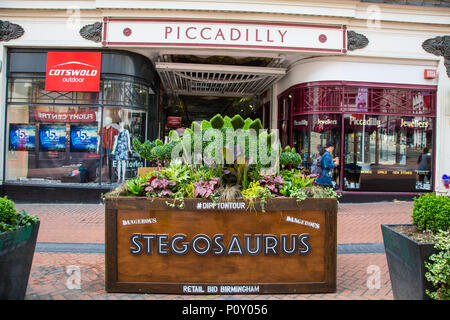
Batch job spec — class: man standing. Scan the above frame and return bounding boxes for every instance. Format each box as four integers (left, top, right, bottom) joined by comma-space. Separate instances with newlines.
315, 141, 339, 187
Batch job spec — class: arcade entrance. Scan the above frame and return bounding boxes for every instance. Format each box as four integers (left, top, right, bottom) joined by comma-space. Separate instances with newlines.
154, 54, 286, 138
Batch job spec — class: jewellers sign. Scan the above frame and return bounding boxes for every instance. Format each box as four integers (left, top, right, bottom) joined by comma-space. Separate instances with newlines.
103, 18, 346, 53
45, 52, 101, 92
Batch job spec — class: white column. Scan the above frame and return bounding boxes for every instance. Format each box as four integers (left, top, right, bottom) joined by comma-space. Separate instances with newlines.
270, 82, 278, 130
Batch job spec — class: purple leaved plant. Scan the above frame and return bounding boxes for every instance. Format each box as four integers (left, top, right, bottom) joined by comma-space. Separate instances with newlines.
193, 177, 220, 198
258, 174, 285, 195
143, 176, 176, 197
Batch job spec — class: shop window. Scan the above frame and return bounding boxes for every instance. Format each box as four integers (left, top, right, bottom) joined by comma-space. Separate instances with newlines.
100, 108, 147, 183
5, 105, 101, 184
5, 78, 152, 186
343, 114, 433, 192
102, 80, 149, 109
292, 114, 341, 189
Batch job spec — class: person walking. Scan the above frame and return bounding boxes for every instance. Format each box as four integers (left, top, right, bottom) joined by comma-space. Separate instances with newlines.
315, 141, 339, 187
310, 144, 325, 176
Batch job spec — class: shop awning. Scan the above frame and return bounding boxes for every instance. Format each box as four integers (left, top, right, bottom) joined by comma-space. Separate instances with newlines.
155, 62, 286, 97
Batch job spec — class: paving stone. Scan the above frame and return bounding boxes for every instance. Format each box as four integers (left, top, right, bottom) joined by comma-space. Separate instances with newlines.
17, 201, 415, 300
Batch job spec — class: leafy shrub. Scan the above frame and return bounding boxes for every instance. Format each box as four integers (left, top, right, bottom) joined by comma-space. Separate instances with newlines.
210, 114, 225, 129
231, 115, 245, 130
412, 194, 450, 233
280, 146, 302, 167
249, 119, 263, 131
132, 138, 157, 162
425, 230, 450, 300
201, 120, 212, 130
0, 196, 38, 233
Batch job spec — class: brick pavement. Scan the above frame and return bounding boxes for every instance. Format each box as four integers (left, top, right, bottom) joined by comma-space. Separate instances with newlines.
14, 201, 415, 300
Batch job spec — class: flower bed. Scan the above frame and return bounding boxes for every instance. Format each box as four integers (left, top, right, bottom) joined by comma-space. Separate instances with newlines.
105, 114, 339, 294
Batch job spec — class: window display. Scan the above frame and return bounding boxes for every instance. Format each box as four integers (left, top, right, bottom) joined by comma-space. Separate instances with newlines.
100, 108, 146, 184
9, 124, 36, 151
70, 125, 98, 152
292, 114, 341, 189
39, 124, 66, 152
343, 114, 433, 192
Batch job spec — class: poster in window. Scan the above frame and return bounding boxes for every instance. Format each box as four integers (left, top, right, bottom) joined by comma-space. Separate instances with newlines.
70, 125, 98, 152
9, 124, 36, 151
356, 88, 368, 112
39, 124, 66, 151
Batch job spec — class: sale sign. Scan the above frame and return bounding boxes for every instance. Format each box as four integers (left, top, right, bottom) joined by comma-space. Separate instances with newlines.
45, 52, 101, 92
39, 124, 66, 151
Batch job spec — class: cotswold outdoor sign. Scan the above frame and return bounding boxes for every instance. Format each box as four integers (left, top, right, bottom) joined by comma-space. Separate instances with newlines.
103, 18, 346, 53
45, 52, 101, 92
105, 198, 337, 294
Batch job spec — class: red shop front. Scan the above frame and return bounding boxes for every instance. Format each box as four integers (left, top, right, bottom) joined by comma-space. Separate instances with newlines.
278, 81, 436, 195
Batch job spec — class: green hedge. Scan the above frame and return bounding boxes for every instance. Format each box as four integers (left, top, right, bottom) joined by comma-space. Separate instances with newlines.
412, 194, 450, 233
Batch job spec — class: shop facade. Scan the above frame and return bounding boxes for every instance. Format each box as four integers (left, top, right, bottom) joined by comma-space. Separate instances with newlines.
2, 49, 159, 201
0, 0, 449, 202
278, 81, 437, 195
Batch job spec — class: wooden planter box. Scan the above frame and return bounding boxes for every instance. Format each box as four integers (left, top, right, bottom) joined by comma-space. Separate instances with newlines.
105, 197, 337, 294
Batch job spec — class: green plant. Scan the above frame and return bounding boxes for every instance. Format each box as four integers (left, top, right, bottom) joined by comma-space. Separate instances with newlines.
280, 146, 302, 167
231, 115, 245, 130
0, 196, 38, 233
412, 194, 450, 233
249, 118, 263, 131
425, 230, 450, 300
160, 161, 191, 189
126, 176, 148, 196
210, 114, 225, 129
242, 181, 274, 212
132, 137, 157, 162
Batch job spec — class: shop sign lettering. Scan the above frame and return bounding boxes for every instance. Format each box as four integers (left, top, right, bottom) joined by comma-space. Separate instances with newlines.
45, 52, 101, 92
349, 116, 381, 128
400, 119, 429, 129
34, 110, 96, 122
122, 218, 157, 226
195, 202, 246, 210
105, 19, 346, 53
285, 216, 320, 229
182, 285, 260, 294
129, 233, 311, 256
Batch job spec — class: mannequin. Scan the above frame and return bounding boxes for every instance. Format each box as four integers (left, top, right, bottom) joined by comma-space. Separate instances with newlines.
100, 116, 118, 183
112, 121, 132, 183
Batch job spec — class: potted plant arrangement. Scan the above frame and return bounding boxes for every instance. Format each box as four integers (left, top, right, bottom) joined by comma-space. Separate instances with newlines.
381, 193, 449, 300
104, 114, 340, 294
0, 196, 40, 300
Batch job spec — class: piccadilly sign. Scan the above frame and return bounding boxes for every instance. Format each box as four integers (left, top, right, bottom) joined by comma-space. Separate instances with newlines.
103, 18, 346, 53
45, 52, 101, 92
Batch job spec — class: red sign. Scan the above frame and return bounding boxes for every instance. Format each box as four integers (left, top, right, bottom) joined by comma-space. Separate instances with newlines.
424, 69, 437, 79
35, 110, 97, 122
45, 52, 101, 92
167, 116, 182, 127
